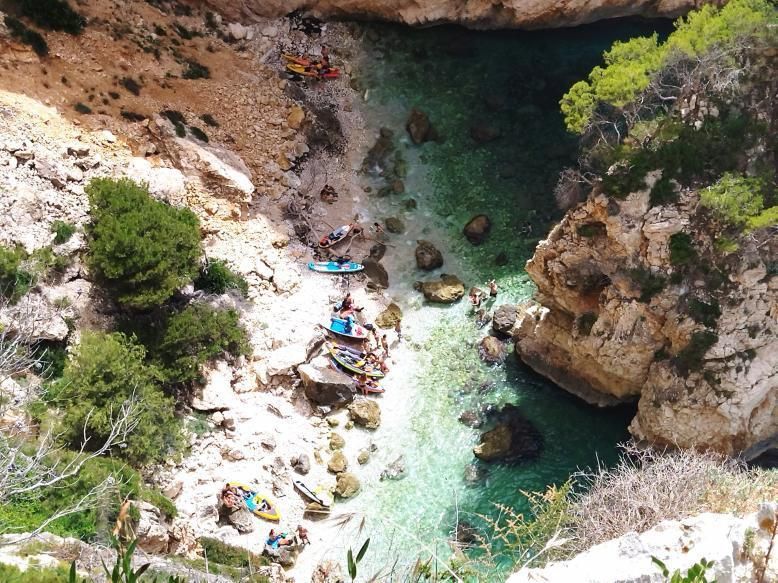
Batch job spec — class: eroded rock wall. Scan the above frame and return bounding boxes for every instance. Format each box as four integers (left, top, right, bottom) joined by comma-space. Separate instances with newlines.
513, 178, 777, 457
195, 0, 698, 29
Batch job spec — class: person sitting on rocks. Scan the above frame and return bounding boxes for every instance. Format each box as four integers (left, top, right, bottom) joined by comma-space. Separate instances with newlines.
221, 484, 243, 509
266, 529, 294, 551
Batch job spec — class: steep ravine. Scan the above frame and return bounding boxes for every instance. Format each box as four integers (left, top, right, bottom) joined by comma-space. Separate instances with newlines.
195, 0, 696, 30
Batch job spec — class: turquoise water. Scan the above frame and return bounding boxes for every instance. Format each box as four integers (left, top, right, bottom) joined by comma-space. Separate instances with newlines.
332, 19, 669, 578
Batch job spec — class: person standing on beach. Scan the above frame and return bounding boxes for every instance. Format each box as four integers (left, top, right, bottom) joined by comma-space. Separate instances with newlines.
381, 334, 390, 355
488, 279, 498, 298
394, 319, 402, 343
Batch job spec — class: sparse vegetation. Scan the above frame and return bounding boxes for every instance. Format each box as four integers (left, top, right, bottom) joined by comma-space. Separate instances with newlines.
687, 298, 721, 328
0, 245, 33, 303
629, 267, 665, 302
175, 122, 186, 138
4, 16, 49, 57
73, 102, 92, 114
51, 220, 76, 244
182, 59, 210, 80
577, 312, 598, 335
17, 0, 85, 35
669, 233, 696, 266
119, 76, 142, 96
201, 113, 219, 127
194, 258, 248, 297
120, 110, 147, 122
673, 330, 718, 373
161, 109, 186, 125
86, 178, 201, 309
189, 125, 209, 142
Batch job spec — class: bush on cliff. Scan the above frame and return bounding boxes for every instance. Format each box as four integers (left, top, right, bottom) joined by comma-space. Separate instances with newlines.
194, 258, 248, 297
50, 331, 182, 465
701, 173, 778, 230
18, 0, 85, 35
86, 178, 201, 310
0, 245, 33, 303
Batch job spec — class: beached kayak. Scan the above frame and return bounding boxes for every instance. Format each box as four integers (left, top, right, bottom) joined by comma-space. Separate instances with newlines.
308, 261, 364, 273
227, 481, 280, 521
326, 343, 385, 378
325, 317, 370, 340
286, 63, 340, 79
282, 53, 311, 66
293, 479, 329, 507
319, 224, 353, 248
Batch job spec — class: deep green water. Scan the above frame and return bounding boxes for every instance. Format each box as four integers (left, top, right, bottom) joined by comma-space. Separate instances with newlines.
332, 19, 670, 578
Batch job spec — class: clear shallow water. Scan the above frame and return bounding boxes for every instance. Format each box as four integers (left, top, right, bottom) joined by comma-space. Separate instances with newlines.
332, 19, 669, 578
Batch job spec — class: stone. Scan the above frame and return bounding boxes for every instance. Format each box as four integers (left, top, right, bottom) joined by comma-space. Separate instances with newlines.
406, 108, 437, 144
375, 302, 402, 329
163, 479, 184, 499
362, 258, 389, 288
299, 358, 355, 406
291, 453, 310, 475
124, 157, 186, 200
191, 361, 235, 411
470, 122, 501, 143
415, 240, 444, 270
357, 449, 370, 465
473, 404, 542, 462
479, 336, 506, 364
458, 410, 483, 428
380, 455, 407, 480
329, 432, 345, 450
463, 463, 487, 485
417, 274, 465, 303
335, 472, 361, 498
266, 342, 308, 377
348, 398, 381, 429
384, 217, 405, 234
463, 214, 492, 245
287, 106, 305, 130
34, 158, 66, 187
135, 502, 170, 554
326, 416, 340, 427
227, 22, 248, 39
369, 243, 387, 261
492, 304, 518, 335
327, 451, 347, 473
225, 505, 254, 533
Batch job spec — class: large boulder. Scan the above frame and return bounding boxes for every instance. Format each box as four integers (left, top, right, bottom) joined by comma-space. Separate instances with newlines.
134, 502, 170, 554
327, 451, 347, 473
375, 302, 403, 329
473, 404, 542, 462
224, 505, 255, 533
406, 108, 437, 144
417, 274, 465, 303
463, 214, 492, 245
492, 304, 518, 336
191, 361, 236, 411
362, 258, 389, 288
385, 217, 405, 233
348, 398, 381, 429
479, 336, 506, 364
335, 472, 361, 498
299, 358, 355, 406
290, 453, 311, 475
415, 240, 444, 270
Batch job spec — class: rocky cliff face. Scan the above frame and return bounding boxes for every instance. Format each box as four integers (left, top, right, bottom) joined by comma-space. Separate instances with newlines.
513, 175, 777, 458
195, 0, 697, 29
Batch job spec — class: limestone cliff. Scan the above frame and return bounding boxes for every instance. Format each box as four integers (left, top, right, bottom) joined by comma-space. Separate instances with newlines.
513, 176, 777, 457
195, 0, 697, 30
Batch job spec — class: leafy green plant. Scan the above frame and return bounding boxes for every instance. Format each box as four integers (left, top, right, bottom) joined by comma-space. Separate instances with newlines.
669, 233, 696, 267
651, 556, 714, 582
182, 60, 210, 80
347, 538, 370, 581
0, 245, 33, 303
673, 331, 718, 374
194, 258, 248, 297
151, 303, 249, 385
51, 331, 182, 465
199, 537, 269, 570
629, 267, 666, 302
51, 220, 77, 244
74, 102, 92, 115
3, 16, 49, 56
0, 562, 73, 582
18, 0, 85, 35
189, 126, 209, 142
86, 178, 201, 309
701, 173, 764, 227
687, 298, 721, 328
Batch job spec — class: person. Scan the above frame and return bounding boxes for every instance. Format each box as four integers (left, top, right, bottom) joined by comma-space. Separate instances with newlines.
371, 222, 385, 239
344, 314, 355, 334
296, 524, 310, 546
377, 353, 390, 374
335, 292, 352, 313
356, 373, 370, 396
469, 287, 483, 308
475, 308, 490, 328
258, 498, 271, 512
394, 320, 402, 343
380, 334, 389, 355
266, 529, 282, 549
320, 45, 330, 69
488, 279, 498, 298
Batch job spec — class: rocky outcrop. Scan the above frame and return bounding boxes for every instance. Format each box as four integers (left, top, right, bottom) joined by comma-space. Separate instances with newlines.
406, 108, 437, 144
463, 214, 491, 245
416, 274, 465, 303
473, 404, 542, 462
509, 508, 778, 583
334, 472, 360, 498
299, 357, 355, 406
415, 240, 444, 270
479, 335, 506, 364
514, 185, 778, 456
198, 0, 696, 30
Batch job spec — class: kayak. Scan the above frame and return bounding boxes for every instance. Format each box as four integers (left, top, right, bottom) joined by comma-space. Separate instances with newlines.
327, 343, 384, 378
282, 53, 311, 66
308, 261, 364, 273
293, 479, 329, 507
227, 481, 280, 521
286, 63, 340, 79
319, 224, 353, 248
325, 318, 370, 340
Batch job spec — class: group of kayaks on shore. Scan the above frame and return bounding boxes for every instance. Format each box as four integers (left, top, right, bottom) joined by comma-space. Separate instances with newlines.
308, 223, 366, 274
283, 46, 340, 80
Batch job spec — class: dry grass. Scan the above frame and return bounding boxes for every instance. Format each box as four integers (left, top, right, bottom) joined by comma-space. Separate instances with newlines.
567, 444, 778, 554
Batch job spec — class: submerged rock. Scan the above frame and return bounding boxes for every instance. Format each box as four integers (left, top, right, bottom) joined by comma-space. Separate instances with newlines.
335, 472, 361, 498
479, 335, 507, 364
470, 122, 501, 143
463, 462, 488, 485
406, 108, 438, 144
362, 257, 389, 288
415, 240, 444, 270
380, 455, 407, 481
417, 274, 465, 303
458, 409, 483, 428
473, 404, 542, 462
375, 302, 403, 329
385, 216, 405, 233
492, 304, 518, 336
463, 214, 492, 245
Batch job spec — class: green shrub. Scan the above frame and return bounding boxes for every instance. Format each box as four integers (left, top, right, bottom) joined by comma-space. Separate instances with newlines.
51, 331, 182, 465
194, 259, 248, 297
201, 113, 219, 127
649, 175, 677, 206
0, 245, 33, 303
174, 122, 187, 138
18, 0, 85, 35
669, 233, 696, 266
152, 303, 249, 385
51, 220, 76, 244
673, 330, 718, 374
577, 312, 598, 335
30, 246, 70, 276
189, 126, 209, 142
86, 178, 201, 309
0, 562, 72, 582
199, 537, 269, 570
73, 102, 92, 114
687, 298, 721, 328
161, 109, 186, 125
120, 76, 142, 96
746, 205, 778, 230
120, 110, 146, 122
701, 173, 764, 226
629, 267, 666, 302
576, 223, 606, 237
714, 236, 739, 254
182, 60, 210, 80
3, 16, 49, 56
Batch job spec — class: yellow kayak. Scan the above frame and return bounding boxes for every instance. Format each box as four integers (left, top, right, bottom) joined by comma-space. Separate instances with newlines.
227, 481, 280, 521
